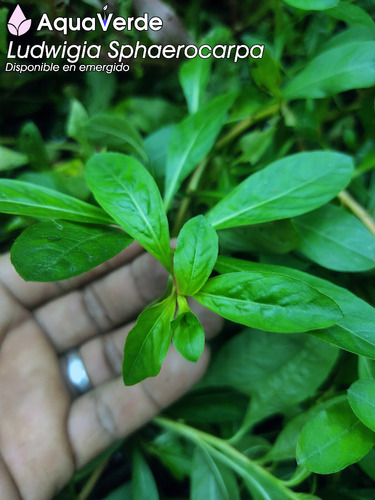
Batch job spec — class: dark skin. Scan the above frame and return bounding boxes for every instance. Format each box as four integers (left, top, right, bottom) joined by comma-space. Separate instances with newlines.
0, 243, 222, 500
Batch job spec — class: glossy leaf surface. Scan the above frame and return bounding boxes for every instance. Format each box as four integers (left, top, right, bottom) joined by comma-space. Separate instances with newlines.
297, 399, 375, 473
172, 311, 205, 363
174, 215, 218, 296
293, 204, 375, 272
10, 220, 132, 281
0, 179, 112, 224
164, 93, 235, 210
348, 379, 375, 432
123, 296, 175, 385
85, 153, 171, 271
215, 256, 375, 359
207, 152, 353, 229
194, 271, 342, 333
283, 41, 375, 99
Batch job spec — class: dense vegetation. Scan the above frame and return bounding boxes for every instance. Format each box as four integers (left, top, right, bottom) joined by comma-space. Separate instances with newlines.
1, 0, 375, 498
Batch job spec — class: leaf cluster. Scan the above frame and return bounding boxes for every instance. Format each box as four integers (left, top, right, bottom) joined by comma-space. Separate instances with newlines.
1, 0, 375, 498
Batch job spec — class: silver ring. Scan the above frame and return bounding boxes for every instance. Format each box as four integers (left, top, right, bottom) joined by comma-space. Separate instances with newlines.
61, 348, 93, 398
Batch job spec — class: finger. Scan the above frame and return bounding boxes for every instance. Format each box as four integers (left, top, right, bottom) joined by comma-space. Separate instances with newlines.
0, 242, 144, 309
0, 458, 20, 500
35, 252, 169, 352
0, 319, 74, 500
67, 344, 210, 468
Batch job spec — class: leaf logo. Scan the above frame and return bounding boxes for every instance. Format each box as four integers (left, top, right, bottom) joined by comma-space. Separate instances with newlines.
7, 5, 32, 36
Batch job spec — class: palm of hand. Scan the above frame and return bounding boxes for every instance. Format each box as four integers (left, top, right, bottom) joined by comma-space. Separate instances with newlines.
0, 244, 219, 500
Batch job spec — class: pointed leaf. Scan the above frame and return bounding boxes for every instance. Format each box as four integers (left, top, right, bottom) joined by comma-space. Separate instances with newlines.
164, 93, 235, 210
85, 153, 171, 271
174, 215, 218, 296
131, 448, 159, 500
0, 179, 112, 224
266, 396, 347, 462
179, 57, 212, 114
297, 399, 375, 474
293, 204, 375, 272
207, 152, 353, 229
348, 379, 375, 432
10, 221, 132, 282
172, 311, 205, 363
283, 41, 375, 99
191, 447, 239, 500
194, 272, 342, 333
123, 296, 175, 385
0, 146, 28, 172
85, 114, 147, 163
215, 256, 375, 360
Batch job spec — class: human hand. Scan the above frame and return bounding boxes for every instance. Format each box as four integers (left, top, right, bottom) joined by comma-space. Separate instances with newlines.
0, 243, 222, 500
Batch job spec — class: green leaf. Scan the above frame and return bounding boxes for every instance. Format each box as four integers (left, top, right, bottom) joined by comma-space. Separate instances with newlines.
283, 42, 375, 99
0, 179, 113, 224
266, 396, 347, 462
85, 153, 171, 271
149, 431, 191, 480
191, 447, 240, 500
85, 114, 148, 163
297, 399, 375, 474
348, 379, 375, 432
123, 296, 176, 385
144, 125, 175, 187
282, 0, 338, 10
19, 122, 50, 172
359, 357, 375, 380
218, 220, 299, 256
215, 256, 375, 359
194, 272, 342, 333
179, 57, 212, 114
327, 3, 375, 29
172, 311, 205, 363
164, 93, 235, 210
203, 329, 338, 425
131, 448, 159, 500
174, 215, 218, 296
66, 99, 89, 144
206, 152, 353, 229
0, 146, 28, 171
103, 483, 131, 500
293, 204, 375, 272
204, 445, 301, 500
10, 221, 132, 282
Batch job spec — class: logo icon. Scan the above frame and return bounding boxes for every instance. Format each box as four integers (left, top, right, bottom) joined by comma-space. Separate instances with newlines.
7, 5, 32, 36
102, 4, 108, 26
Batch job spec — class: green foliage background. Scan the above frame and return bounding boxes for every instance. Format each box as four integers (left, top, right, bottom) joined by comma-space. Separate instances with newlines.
1, 0, 375, 498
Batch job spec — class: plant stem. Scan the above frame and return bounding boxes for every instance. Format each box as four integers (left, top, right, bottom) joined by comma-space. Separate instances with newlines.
172, 158, 208, 235
281, 466, 311, 487
216, 101, 280, 150
171, 101, 281, 234
338, 190, 375, 236
77, 456, 110, 500
154, 416, 254, 467
154, 417, 299, 498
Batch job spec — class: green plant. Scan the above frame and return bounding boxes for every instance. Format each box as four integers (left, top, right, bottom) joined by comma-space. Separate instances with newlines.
2, 0, 375, 498
0, 143, 353, 385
